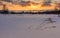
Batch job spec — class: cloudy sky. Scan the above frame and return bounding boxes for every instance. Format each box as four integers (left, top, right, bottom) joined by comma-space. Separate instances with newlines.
23, 0, 60, 2
2, 0, 60, 3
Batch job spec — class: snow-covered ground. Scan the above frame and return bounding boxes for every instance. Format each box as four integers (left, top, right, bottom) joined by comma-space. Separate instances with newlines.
0, 14, 60, 38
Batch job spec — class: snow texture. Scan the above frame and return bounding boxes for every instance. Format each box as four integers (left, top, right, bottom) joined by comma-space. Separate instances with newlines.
0, 14, 60, 38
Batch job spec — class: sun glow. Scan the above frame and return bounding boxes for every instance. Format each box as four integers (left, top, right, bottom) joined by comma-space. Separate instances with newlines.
0, 1, 58, 12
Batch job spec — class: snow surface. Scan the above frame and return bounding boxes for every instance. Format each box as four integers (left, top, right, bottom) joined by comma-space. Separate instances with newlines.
0, 14, 60, 38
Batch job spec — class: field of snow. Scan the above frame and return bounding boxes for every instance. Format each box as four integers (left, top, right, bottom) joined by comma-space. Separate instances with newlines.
0, 14, 60, 38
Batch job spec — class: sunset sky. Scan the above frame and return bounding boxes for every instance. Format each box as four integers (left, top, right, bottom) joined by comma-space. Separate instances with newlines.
0, 0, 60, 11
21, 0, 60, 2
2, 0, 60, 3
